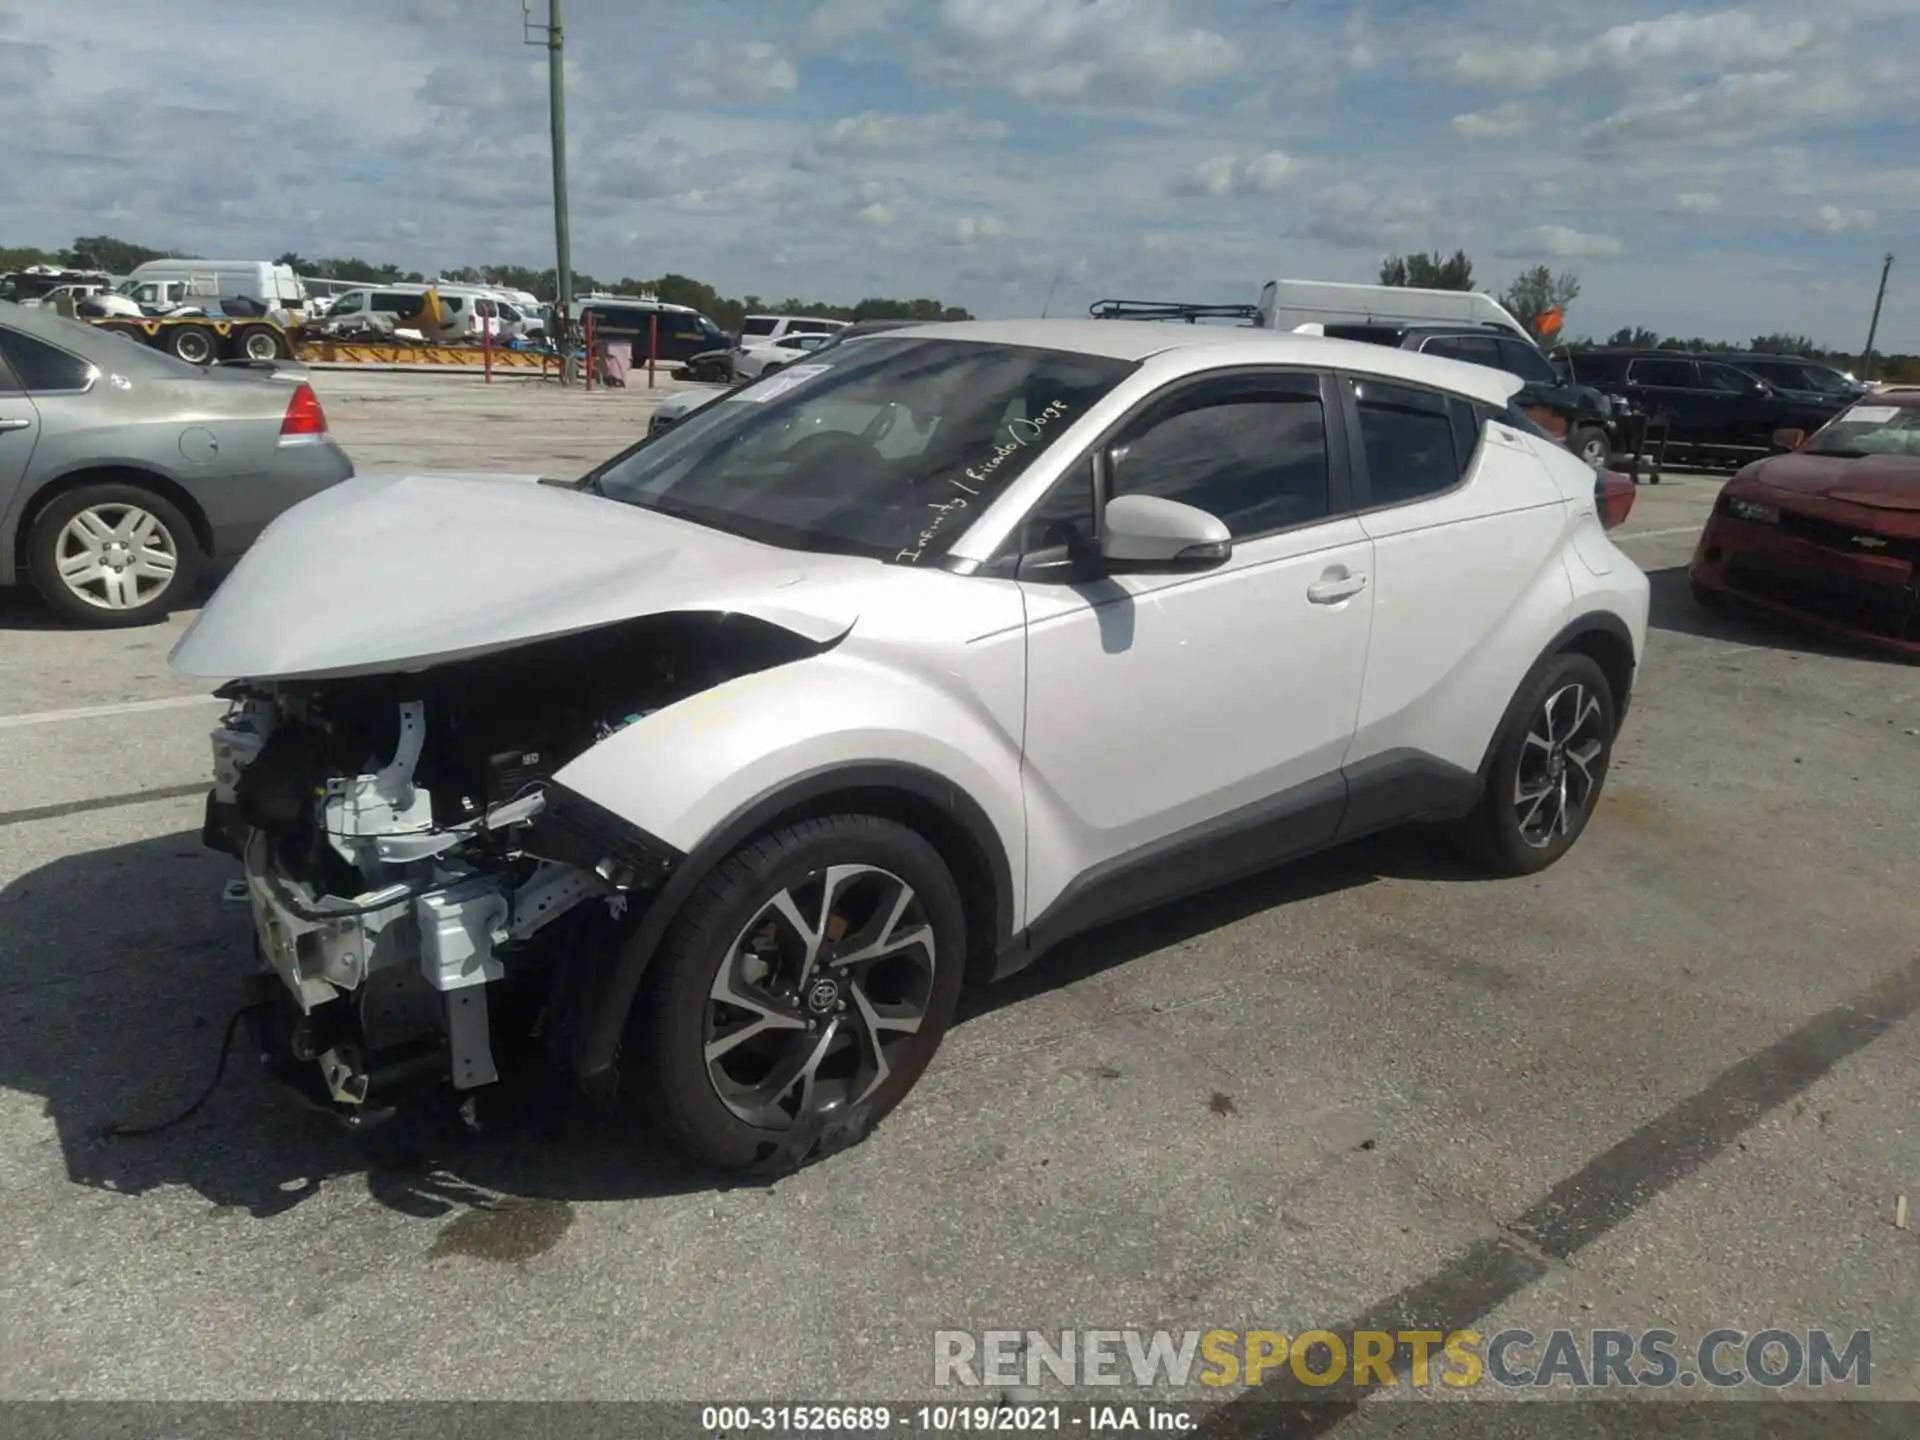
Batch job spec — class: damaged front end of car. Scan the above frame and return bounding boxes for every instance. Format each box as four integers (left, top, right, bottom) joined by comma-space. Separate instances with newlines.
198, 613, 826, 1126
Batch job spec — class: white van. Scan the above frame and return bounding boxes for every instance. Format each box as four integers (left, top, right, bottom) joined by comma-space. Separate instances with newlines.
121, 259, 308, 317
1254, 278, 1533, 341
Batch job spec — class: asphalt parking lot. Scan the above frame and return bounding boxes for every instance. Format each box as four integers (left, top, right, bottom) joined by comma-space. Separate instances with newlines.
1, 371, 1916, 1417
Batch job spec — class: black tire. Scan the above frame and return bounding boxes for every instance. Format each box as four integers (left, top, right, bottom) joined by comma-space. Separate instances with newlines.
1570, 425, 1611, 470
239, 325, 285, 361
632, 814, 966, 1173
167, 326, 215, 365
25, 482, 202, 628
1447, 651, 1617, 876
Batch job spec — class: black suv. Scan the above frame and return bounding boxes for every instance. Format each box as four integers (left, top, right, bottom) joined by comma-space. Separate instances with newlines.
1559, 351, 1850, 468
1319, 322, 1622, 469
1722, 354, 1869, 406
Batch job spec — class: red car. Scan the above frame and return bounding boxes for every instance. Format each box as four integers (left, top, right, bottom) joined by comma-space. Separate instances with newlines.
1690, 388, 1920, 656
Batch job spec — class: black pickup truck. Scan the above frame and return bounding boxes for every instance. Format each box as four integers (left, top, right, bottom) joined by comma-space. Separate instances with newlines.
1556, 350, 1849, 468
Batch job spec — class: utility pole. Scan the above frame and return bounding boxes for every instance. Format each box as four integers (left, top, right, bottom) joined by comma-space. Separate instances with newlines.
1860, 252, 1893, 381
525, 0, 572, 328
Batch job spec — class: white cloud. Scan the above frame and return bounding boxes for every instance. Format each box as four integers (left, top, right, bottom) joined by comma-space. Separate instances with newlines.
1452, 102, 1531, 138
1671, 191, 1725, 215
857, 201, 895, 226
1497, 224, 1625, 259
675, 40, 798, 103
1293, 184, 1436, 249
1812, 204, 1876, 233
805, 109, 1006, 159
953, 214, 1005, 243
808, 0, 895, 41
1174, 151, 1293, 197
1455, 8, 1817, 90
926, 0, 1237, 100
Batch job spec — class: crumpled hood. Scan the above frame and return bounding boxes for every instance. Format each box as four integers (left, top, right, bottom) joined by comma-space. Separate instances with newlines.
168, 470, 866, 681
1749, 452, 1920, 512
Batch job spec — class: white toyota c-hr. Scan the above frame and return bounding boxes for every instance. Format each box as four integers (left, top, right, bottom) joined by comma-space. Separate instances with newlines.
170, 319, 1649, 1171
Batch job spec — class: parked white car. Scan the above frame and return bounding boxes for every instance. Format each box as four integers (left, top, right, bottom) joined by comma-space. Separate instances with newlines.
731, 331, 838, 380
171, 319, 1649, 1172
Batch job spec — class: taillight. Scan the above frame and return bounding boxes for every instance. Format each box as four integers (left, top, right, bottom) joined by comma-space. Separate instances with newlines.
1595, 470, 1634, 530
280, 382, 327, 438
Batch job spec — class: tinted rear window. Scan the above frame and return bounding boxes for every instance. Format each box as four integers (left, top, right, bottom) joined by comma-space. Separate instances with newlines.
739, 317, 777, 337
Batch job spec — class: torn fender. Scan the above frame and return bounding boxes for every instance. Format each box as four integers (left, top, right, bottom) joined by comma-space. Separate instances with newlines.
168, 470, 866, 681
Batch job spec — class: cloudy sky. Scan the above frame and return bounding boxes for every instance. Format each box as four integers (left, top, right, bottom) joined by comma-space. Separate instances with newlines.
3, 0, 1915, 348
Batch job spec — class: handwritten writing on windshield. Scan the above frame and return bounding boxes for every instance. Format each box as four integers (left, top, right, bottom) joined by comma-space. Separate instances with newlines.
895, 398, 1072, 564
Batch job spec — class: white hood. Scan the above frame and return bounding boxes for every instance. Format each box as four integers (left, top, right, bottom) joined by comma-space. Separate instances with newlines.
168, 470, 866, 681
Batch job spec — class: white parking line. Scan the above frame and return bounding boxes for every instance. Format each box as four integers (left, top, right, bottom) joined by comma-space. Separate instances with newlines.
1615, 525, 1703, 543
0, 694, 223, 731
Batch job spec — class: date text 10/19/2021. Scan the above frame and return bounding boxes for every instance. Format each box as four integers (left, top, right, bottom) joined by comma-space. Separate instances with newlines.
700, 1405, 1190, 1432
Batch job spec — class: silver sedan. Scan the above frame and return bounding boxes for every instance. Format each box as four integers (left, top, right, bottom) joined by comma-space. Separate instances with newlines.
0, 303, 354, 627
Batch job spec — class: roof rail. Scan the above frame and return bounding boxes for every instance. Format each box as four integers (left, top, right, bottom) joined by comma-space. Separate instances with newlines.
1088, 298, 1261, 324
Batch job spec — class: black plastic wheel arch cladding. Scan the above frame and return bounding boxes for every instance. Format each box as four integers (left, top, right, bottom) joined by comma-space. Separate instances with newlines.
562, 762, 1017, 1093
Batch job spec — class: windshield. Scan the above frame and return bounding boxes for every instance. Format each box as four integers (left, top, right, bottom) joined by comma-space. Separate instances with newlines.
1805, 401, 1920, 458
587, 337, 1135, 562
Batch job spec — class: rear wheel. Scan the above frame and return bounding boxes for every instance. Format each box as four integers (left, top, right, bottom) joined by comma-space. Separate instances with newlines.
1448, 652, 1617, 876
1570, 425, 1610, 470
25, 483, 202, 627
167, 326, 215, 365
632, 815, 966, 1172
239, 325, 285, 361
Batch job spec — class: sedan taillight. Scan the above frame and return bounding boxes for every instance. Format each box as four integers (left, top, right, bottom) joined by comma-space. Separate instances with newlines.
1595, 470, 1634, 530
280, 382, 327, 438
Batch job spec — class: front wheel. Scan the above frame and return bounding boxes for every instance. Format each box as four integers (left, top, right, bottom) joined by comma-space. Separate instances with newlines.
25, 483, 202, 627
1447, 651, 1617, 876
632, 815, 966, 1172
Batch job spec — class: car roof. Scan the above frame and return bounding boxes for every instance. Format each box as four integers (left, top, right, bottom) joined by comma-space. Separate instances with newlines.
859, 318, 1527, 407
0, 299, 125, 359
1859, 387, 1920, 406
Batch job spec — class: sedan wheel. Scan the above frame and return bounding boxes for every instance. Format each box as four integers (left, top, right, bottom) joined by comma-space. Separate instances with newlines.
26, 484, 202, 627
635, 814, 966, 1172
1573, 428, 1610, 470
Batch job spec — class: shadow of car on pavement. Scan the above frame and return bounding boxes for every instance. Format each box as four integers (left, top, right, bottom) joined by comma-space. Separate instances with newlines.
0, 821, 1491, 1222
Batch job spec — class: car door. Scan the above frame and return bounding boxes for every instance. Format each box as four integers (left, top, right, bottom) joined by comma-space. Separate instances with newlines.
1698, 360, 1790, 452
1016, 369, 1374, 929
1623, 357, 1716, 442
1339, 372, 1573, 818
0, 344, 41, 533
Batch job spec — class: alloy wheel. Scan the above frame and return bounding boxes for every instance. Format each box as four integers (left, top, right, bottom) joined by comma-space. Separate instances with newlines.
53, 504, 180, 611
704, 864, 936, 1130
1513, 681, 1607, 848
1578, 435, 1609, 469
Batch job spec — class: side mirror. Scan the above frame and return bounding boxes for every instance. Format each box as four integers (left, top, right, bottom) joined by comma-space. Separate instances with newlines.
1771, 428, 1806, 452
1099, 493, 1231, 572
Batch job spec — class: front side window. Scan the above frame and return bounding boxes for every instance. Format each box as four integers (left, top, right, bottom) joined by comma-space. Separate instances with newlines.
1423, 335, 1503, 369
1700, 363, 1757, 394
0, 327, 96, 392
1627, 358, 1698, 388
1350, 377, 1461, 508
1111, 378, 1331, 538
587, 338, 1134, 564
739, 317, 777, 338
1495, 338, 1561, 387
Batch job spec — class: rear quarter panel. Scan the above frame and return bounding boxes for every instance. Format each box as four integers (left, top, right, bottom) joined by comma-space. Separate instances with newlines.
1345, 422, 1579, 774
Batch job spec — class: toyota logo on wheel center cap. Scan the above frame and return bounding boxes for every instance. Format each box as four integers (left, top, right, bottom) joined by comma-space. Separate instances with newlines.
806, 978, 840, 1014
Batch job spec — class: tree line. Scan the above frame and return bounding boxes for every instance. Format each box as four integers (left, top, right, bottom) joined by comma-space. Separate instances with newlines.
1378, 249, 1913, 382
0, 235, 973, 329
